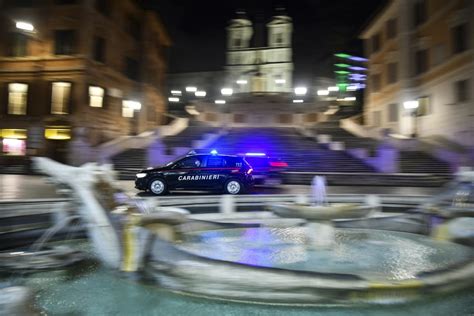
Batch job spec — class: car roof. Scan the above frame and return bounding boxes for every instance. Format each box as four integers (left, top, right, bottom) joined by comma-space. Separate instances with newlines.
185, 153, 240, 158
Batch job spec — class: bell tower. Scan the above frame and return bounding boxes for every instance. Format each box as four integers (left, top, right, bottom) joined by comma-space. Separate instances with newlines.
226, 10, 253, 50
265, 7, 293, 92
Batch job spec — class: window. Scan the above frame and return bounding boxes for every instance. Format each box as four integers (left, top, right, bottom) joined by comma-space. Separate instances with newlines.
8, 33, 28, 57
387, 62, 398, 84
175, 157, 202, 169
415, 49, 429, 75
51, 82, 71, 114
5, 0, 34, 7
452, 23, 468, 54
54, 30, 76, 55
147, 105, 156, 122
125, 57, 139, 81
417, 96, 431, 115
95, 0, 109, 16
128, 16, 141, 40
93, 36, 105, 63
275, 32, 283, 45
54, 0, 77, 4
206, 157, 226, 168
386, 18, 397, 39
89, 86, 104, 108
122, 105, 134, 118
233, 37, 242, 48
454, 79, 470, 103
388, 103, 398, 122
414, 0, 427, 27
371, 74, 381, 92
432, 44, 445, 66
122, 100, 141, 117
371, 33, 381, 53
373, 111, 381, 127
8, 83, 28, 115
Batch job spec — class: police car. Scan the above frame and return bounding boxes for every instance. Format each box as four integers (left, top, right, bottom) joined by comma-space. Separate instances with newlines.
135, 151, 254, 195
238, 153, 288, 187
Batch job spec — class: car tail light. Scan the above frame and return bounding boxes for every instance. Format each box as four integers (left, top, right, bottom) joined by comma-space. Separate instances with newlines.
247, 168, 253, 174
270, 161, 288, 167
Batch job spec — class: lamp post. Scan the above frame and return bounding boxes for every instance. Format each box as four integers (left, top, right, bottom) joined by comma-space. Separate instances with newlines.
403, 100, 419, 138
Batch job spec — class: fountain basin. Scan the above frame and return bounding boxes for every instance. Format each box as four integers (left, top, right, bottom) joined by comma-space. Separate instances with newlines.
140, 226, 474, 304
269, 203, 373, 220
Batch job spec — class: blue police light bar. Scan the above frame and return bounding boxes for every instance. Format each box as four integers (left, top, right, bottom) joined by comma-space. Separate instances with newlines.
210, 149, 218, 155
245, 152, 266, 156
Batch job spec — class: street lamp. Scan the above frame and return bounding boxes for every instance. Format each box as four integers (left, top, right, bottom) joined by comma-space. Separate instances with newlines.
317, 90, 329, 96
16, 21, 34, 32
221, 88, 233, 96
294, 87, 307, 95
185, 86, 197, 92
403, 100, 419, 138
195, 91, 206, 97
168, 97, 180, 102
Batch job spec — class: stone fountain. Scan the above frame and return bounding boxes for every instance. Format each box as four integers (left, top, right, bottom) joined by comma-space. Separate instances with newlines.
19, 158, 474, 306
269, 176, 376, 247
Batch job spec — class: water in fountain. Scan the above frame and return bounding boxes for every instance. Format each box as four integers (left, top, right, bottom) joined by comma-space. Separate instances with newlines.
311, 176, 327, 206
308, 176, 333, 247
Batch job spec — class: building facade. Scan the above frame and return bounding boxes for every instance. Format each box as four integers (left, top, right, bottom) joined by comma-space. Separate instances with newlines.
225, 10, 293, 93
0, 0, 170, 165
361, 0, 473, 150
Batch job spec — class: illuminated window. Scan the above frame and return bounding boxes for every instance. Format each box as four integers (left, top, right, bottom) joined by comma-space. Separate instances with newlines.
89, 86, 104, 107
417, 96, 431, 116
2, 138, 26, 156
51, 82, 71, 114
44, 128, 71, 140
8, 83, 28, 115
122, 100, 141, 118
1, 129, 27, 156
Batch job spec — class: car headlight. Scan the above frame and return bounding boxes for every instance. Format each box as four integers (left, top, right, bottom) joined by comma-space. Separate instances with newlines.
136, 173, 147, 178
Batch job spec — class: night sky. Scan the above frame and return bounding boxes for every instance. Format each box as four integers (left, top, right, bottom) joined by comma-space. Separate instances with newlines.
147, 0, 386, 81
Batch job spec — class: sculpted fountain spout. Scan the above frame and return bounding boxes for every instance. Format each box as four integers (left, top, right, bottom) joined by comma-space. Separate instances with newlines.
269, 176, 375, 247
33, 157, 188, 272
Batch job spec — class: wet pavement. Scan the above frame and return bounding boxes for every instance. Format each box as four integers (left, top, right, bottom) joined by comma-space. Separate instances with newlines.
0, 174, 444, 201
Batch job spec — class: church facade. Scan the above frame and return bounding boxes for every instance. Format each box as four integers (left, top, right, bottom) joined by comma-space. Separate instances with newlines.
225, 10, 293, 93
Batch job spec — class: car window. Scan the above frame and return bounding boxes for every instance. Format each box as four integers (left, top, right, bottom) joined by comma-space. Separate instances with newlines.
225, 157, 243, 168
206, 156, 226, 167
174, 156, 202, 169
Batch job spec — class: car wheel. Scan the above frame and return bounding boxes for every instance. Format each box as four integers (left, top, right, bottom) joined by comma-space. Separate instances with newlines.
224, 179, 243, 195
148, 178, 167, 195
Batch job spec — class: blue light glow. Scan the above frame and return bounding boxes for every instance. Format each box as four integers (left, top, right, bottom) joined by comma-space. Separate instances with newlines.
210, 149, 218, 155
245, 153, 266, 156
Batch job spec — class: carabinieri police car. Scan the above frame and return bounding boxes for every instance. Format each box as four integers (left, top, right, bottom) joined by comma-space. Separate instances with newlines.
135, 151, 254, 195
